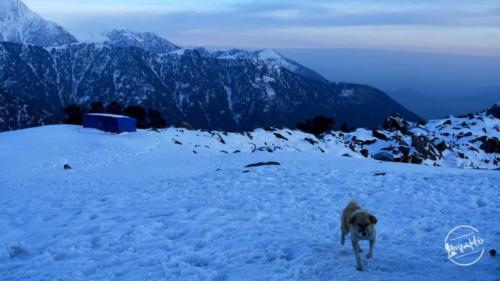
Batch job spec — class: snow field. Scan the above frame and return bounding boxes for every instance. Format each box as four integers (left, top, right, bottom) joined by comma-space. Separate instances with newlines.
0, 126, 499, 280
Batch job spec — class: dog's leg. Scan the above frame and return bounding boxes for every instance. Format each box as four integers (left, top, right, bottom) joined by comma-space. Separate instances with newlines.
341, 223, 347, 245
366, 239, 375, 259
351, 239, 363, 271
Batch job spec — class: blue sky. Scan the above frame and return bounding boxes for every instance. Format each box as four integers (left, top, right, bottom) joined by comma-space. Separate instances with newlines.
24, 0, 500, 56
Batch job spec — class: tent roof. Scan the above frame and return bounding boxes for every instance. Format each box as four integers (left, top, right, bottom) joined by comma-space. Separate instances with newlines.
85, 113, 132, 119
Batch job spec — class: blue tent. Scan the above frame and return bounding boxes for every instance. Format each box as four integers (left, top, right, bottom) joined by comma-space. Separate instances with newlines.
83, 114, 137, 133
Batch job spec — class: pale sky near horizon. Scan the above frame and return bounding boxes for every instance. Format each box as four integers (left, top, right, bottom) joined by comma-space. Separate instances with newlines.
23, 0, 500, 56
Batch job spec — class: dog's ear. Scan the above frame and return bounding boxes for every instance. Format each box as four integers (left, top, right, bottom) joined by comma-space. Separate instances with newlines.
369, 214, 378, 224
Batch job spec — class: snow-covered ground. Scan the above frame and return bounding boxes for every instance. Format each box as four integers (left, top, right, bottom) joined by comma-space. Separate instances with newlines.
0, 125, 499, 280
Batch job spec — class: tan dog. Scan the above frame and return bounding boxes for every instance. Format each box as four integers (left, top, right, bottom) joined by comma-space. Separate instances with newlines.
340, 201, 377, 271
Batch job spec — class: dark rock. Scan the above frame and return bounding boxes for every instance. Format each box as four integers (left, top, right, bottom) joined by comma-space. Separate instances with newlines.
490, 249, 496, 257
373, 172, 386, 176
394, 135, 409, 146
457, 132, 472, 139
411, 134, 439, 160
399, 146, 410, 155
342, 153, 352, 157
349, 143, 356, 152
487, 104, 500, 118
471, 136, 500, 154
468, 146, 479, 153
398, 153, 423, 164
360, 149, 369, 158
436, 141, 448, 152
361, 139, 377, 146
233, 150, 241, 153
215, 133, 226, 144
372, 130, 388, 140
244, 161, 281, 168
274, 133, 289, 141
383, 115, 409, 134
256, 147, 274, 153
173, 139, 182, 145
442, 119, 452, 126
63, 164, 72, 170
409, 154, 424, 164
458, 152, 466, 159
373, 151, 394, 162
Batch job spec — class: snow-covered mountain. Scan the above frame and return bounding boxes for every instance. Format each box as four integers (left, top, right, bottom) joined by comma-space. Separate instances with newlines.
105, 29, 180, 54
0, 0, 76, 47
103, 30, 325, 81
0, 41, 420, 131
0, 0, 421, 132
182, 47, 327, 81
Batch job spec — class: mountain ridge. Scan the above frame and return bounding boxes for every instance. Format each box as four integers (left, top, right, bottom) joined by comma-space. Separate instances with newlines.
0, 0, 421, 132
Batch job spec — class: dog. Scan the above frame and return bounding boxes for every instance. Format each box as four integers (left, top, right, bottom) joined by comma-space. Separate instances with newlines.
340, 200, 377, 271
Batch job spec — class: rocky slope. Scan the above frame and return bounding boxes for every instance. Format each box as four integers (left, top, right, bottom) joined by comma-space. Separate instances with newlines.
146, 106, 499, 169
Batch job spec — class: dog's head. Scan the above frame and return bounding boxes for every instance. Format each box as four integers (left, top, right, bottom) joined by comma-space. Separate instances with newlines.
350, 211, 377, 238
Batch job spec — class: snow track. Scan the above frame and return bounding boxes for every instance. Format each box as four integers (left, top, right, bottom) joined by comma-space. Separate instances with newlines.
0, 126, 498, 280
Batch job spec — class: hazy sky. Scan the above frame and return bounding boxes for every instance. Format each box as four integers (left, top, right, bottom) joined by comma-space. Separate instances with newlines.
24, 0, 500, 56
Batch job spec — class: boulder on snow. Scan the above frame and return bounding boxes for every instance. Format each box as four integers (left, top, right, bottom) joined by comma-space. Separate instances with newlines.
244, 161, 281, 168
411, 134, 439, 161
372, 130, 388, 141
487, 104, 500, 118
304, 137, 318, 145
398, 146, 410, 155
360, 149, 369, 158
373, 151, 394, 162
274, 133, 289, 141
396, 153, 423, 164
471, 136, 500, 154
63, 164, 72, 170
435, 140, 448, 152
457, 132, 473, 139
383, 114, 409, 134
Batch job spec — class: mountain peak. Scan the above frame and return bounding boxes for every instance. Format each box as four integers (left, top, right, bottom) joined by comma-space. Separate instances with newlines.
105, 29, 180, 54
0, 0, 77, 47
256, 49, 283, 60
0, 0, 30, 20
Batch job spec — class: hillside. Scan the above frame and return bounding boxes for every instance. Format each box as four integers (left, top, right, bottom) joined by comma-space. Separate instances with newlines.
0, 41, 420, 131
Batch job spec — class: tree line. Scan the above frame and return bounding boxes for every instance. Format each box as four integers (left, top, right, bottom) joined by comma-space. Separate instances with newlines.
63, 102, 167, 129
64, 102, 353, 136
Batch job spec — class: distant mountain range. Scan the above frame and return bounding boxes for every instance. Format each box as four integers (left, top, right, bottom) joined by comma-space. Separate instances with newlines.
0, 0, 420, 132
388, 87, 500, 119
